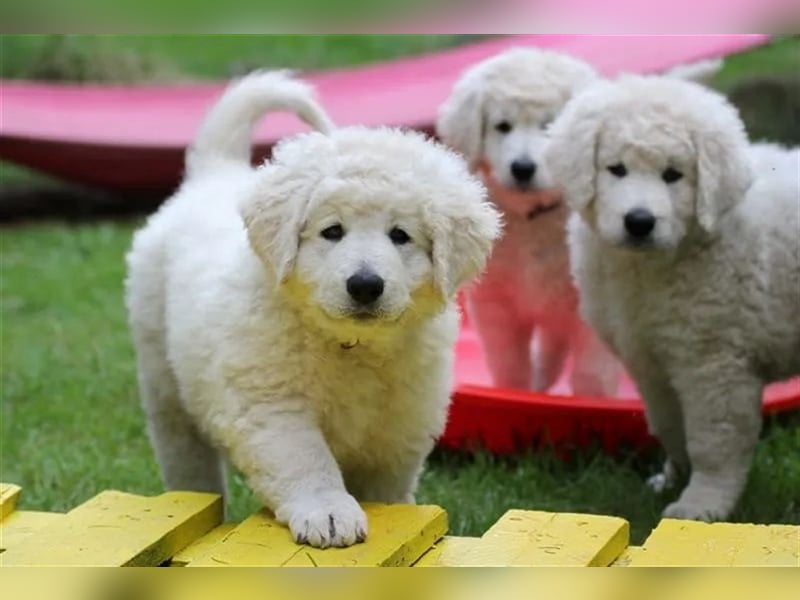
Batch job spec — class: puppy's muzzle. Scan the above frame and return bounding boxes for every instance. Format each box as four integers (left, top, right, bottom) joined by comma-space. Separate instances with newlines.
346, 270, 384, 306
510, 158, 536, 186
624, 208, 656, 243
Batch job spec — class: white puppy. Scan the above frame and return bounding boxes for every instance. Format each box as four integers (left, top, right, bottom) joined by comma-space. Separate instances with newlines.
437, 47, 619, 395
126, 71, 500, 548
546, 74, 800, 521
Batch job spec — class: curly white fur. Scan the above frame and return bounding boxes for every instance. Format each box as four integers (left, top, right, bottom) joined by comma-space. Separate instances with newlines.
437, 48, 620, 395
126, 71, 500, 548
546, 74, 800, 521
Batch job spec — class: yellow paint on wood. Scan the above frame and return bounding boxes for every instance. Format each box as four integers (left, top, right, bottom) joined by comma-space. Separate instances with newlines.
0, 490, 222, 566
628, 518, 800, 566
188, 503, 447, 566
611, 545, 644, 566
412, 536, 483, 566
468, 510, 630, 566
0, 484, 22, 520
170, 522, 237, 566
0, 510, 65, 552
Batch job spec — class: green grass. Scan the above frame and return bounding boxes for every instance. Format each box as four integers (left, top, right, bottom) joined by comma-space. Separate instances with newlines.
1, 36, 799, 546
712, 35, 800, 90
2, 222, 798, 544
1, 34, 475, 81
2, 2, 461, 36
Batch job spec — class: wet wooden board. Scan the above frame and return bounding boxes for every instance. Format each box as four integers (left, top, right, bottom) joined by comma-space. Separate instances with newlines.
188, 503, 447, 566
0, 490, 222, 566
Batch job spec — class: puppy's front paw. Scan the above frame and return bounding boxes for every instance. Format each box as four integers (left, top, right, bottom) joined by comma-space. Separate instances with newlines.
662, 500, 727, 523
277, 491, 367, 548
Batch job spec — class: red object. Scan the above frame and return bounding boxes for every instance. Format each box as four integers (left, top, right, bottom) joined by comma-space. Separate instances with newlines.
1, 35, 770, 191
442, 310, 800, 454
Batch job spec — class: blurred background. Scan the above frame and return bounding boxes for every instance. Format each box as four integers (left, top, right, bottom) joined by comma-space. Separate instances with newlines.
1, 34, 799, 544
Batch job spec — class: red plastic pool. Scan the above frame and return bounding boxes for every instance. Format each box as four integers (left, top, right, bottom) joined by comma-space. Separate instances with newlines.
442, 309, 800, 454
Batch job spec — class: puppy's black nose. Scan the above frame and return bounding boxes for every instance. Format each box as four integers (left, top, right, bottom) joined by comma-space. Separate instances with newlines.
346, 271, 384, 305
624, 208, 656, 239
510, 159, 536, 184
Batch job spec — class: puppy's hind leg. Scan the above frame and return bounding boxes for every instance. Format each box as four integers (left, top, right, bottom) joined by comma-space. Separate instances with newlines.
128, 244, 226, 497
532, 326, 570, 392
345, 453, 430, 505
468, 295, 533, 390
142, 379, 227, 497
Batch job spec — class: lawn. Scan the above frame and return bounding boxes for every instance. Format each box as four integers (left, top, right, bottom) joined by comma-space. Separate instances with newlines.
1, 35, 799, 545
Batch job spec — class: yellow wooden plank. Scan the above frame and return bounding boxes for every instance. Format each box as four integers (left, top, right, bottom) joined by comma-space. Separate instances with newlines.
170, 522, 237, 566
188, 503, 447, 566
0, 490, 222, 566
0, 484, 22, 520
471, 510, 630, 566
628, 518, 800, 566
412, 536, 483, 566
0, 510, 65, 552
611, 545, 644, 566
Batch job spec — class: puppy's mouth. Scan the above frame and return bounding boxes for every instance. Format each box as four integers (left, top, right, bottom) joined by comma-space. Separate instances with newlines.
348, 310, 380, 321
620, 236, 656, 250
483, 173, 564, 220
513, 180, 535, 191
341, 305, 399, 322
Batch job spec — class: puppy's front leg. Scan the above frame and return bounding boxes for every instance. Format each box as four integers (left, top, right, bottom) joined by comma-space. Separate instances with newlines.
624, 360, 688, 491
227, 401, 367, 548
665, 364, 762, 522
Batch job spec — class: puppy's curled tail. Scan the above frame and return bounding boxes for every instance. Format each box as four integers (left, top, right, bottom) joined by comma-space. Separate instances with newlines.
187, 70, 334, 175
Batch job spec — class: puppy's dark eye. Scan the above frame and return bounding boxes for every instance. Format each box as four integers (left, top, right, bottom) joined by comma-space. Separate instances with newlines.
320, 224, 344, 241
662, 167, 683, 184
607, 163, 628, 177
389, 226, 411, 245
494, 121, 512, 134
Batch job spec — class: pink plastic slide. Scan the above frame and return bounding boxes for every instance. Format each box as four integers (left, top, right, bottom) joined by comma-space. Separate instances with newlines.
381, 0, 798, 34
2, 34, 797, 453
0, 35, 773, 191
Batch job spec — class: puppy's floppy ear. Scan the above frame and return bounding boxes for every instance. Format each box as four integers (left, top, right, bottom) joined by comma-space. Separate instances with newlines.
693, 117, 753, 233
240, 165, 310, 282
427, 187, 502, 299
241, 132, 334, 281
544, 85, 606, 211
436, 69, 485, 166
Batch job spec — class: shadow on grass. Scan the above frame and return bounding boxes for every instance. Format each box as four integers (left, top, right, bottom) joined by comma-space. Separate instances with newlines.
0, 182, 162, 223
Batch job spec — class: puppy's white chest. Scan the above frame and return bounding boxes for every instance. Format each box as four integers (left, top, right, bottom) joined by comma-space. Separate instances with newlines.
311, 349, 444, 468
